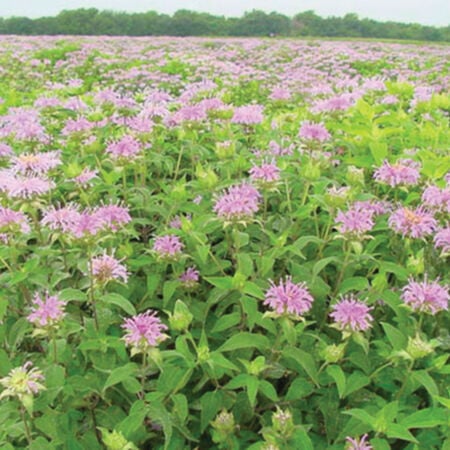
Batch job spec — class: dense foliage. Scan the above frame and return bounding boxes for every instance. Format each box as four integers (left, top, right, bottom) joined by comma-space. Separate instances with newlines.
0, 36, 449, 450
0, 8, 449, 42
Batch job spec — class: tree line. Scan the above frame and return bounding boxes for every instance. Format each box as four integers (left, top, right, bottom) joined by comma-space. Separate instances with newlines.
0, 9, 448, 42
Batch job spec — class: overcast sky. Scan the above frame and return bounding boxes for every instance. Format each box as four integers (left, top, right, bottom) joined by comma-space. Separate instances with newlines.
0, 0, 449, 26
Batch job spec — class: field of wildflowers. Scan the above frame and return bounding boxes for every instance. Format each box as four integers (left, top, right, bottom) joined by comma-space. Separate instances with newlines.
0, 36, 449, 449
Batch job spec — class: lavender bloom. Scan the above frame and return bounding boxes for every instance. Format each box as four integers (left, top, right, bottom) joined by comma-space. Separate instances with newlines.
422, 185, 450, 213
153, 235, 184, 260
0, 143, 13, 158
330, 296, 373, 332
249, 162, 280, 186
0, 206, 30, 241
71, 168, 98, 187
106, 135, 142, 160
122, 310, 168, 352
373, 159, 421, 187
0, 362, 45, 401
336, 208, 374, 236
0, 170, 55, 199
179, 267, 200, 289
231, 105, 264, 125
91, 253, 128, 284
298, 121, 331, 142
401, 276, 449, 314
94, 203, 131, 231
346, 434, 373, 450
10, 151, 61, 175
27, 292, 66, 327
434, 227, 450, 254
264, 277, 314, 316
213, 183, 261, 223
388, 206, 437, 238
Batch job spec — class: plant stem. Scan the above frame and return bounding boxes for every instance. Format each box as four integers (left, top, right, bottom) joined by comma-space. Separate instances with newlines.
20, 406, 32, 445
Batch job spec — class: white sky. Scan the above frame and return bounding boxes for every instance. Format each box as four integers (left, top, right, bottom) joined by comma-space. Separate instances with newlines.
0, 0, 449, 26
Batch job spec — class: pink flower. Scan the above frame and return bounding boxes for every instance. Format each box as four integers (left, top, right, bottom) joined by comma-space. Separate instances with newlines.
374, 159, 421, 187
122, 311, 168, 351
269, 87, 291, 101
422, 185, 450, 213
91, 253, 128, 284
0, 206, 30, 240
0, 170, 55, 199
336, 208, 374, 236
10, 151, 61, 175
71, 168, 98, 186
388, 206, 437, 238
434, 226, 450, 254
330, 296, 373, 332
0, 362, 45, 401
153, 235, 184, 260
249, 162, 280, 185
27, 292, 65, 327
41, 204, 81, 231
94, 203, 131, 231
179, 267, 200, 288
0, 143, 13, 157
264, 277, 314, 316
231, 105, 264, 125
106, 135, 142, 160
401, 276, 449, 314
298, 121, 331, 142
213, 183, 260, 223
346, 434, 372, 450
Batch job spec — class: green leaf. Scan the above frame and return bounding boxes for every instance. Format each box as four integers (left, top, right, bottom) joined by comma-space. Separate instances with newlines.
211, 313, 241, 333
370, 142, 388, 165
290, 428, 314, 450
243, 281, 265, 299
204, 277, 234, 290
103, 364, 138, 392
200, 391, 224, 433
412, 370, 439, 397
258, 380, 278, 402
312, 257, 339, 278
59, 288, 87, 302
344, 371, 370, 397
245, 375, 259, 407
343, 408, 376, 428
218, 332, 270, 352
400, 408, 447, 428
327, 365, 346, 399
386, 423, 418, 443
338, 277, 369, 295
283, 347, 319, 387
100, 293, 136, 316
381, 322, 407, 351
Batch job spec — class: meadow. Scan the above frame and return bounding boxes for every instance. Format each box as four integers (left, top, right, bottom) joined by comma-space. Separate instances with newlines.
0, 36, 449, 449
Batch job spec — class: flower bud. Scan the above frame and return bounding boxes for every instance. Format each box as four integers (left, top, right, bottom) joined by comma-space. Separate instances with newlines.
197, 345, 210, 364
320, 343, 346, 363
215, 141, 235, 159
168, 300, 193, 332
346, 166, 365, 187
211, 410, 235, 444
196, 164, 218, 189
272, 407, 294, 438
406, 335, 435, 360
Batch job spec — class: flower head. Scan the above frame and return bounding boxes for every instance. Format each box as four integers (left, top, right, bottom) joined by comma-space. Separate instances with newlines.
336, 208, 374, 237
434, 226, 450, 254
231, 105, 264, 125
213, 183, 260, 223
249, 161, 280, 186
91, 253, 128, 284
27, 292, 66, 327
106, 135, 142, 160
179, 267, 200, 289
330, 296, 373, 332
153, 235, 184, 260
374, 159, 420, 187
122, 310, 168, 353
264, 277, 314, 317
10, 151, 61, 175
401, 276, 449, 314
345, 434, 372, 450
298, 121, 331, 142
388, 206, 437, 238
0, 362, 45, 401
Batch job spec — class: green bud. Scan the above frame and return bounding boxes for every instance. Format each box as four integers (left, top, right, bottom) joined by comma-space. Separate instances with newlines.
168, 300, 193, 332
272, 407, 294, 438
196, 164, 218, 189
320, 343, 346, 363
197, 345, 210, 364
211, 410, 235, 444
346, 165, 365, 187
301, 161, 321, 181
406, 335, 435, 360
215, 141, 235, 159
99, 428, 138, 450
248, 356, 266, 376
